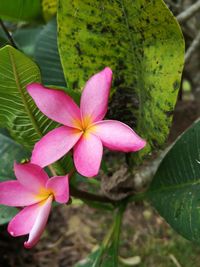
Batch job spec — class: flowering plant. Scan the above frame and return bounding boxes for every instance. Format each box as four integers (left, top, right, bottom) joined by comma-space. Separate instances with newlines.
1, 0, 198, 266
0, 67, 146, 247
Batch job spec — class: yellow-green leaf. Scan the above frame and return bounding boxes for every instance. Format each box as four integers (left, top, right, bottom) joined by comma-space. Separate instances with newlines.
42, 0, 57, 21
57, 0, 185, 161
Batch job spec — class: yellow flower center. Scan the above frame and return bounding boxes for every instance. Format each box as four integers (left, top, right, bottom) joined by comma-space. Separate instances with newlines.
72, 115, 96, 137
35, 187, 54, 202
81, 116, 93, 131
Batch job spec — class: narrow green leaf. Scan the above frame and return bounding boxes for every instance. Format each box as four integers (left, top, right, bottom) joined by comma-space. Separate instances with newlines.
148, 119, 200, 243
34, 18, 66, 87
57, 0, 184, 161
0, 45, 57, 149
75, 248, 103, 267
0, 0, 42, 22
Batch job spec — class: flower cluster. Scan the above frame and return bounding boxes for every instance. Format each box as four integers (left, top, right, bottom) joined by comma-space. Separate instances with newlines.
0, 68, 146, 248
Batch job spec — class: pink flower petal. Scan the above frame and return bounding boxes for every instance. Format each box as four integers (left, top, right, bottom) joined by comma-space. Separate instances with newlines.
27, 83, 81, 128
14, 162, 49, 194
24, 196, 53, 249
31, 126, 82, 167
93, 120, 146, 152
0, 181, 38, 207
46, 175, 69, 203
80, 67, 112, 123
74, 133, 103, 177
8, 203, 42, 237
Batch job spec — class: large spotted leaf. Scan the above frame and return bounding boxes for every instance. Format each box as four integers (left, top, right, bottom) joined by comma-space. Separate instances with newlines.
57, 0, 185, 161
148, 120, 200, 243
0, 45, 57, 149
42, 0, 57, 21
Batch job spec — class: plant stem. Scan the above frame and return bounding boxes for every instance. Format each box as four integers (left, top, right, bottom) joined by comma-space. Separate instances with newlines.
48, 163, 117, 205
99, 202, 127, 266
48, 165, 57, 176
113, 202, 127, 249
48, 160, 148, 206
0, 19, 17, 48
70, 185, 116, 205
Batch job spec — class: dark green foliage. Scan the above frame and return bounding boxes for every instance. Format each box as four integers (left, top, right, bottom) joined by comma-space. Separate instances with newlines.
34, 18, 66, 87
149, 120, 200, 243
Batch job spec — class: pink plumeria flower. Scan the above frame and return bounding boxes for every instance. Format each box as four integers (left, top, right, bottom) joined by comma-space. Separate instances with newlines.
0, 162, 69, 248
27, 67, 146, 177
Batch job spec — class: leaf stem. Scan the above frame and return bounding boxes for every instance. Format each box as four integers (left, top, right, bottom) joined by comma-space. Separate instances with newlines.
0, 19, 17, 48
8, 48, 43, 138
48, 165, 57, 176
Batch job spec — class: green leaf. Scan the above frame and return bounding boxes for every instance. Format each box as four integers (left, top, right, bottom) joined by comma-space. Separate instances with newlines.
57, 0, 184, 161
13, 27, 43, 57
42, 0, 57, 21
148, 119, 200, 243
0, 45, 57, 149
0, 205, 18, 225
0, 131, 30, 181
13, 20, 66, 87
34, 18, 66, 87
0, 130, 29, 224
0, 28, 9, 48
75, 248, 103, 267
0, 127, 9, 136
76, 246, 118, 267
0, 0, 42, 22
71, 173, 100, 190
100, 244, 118, 267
